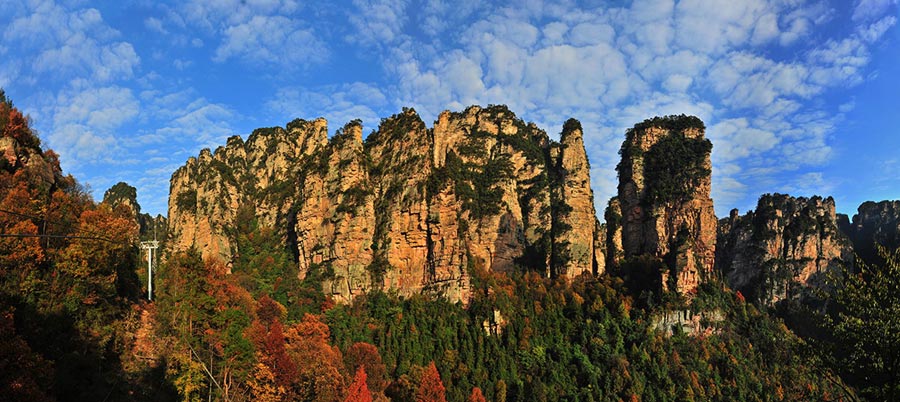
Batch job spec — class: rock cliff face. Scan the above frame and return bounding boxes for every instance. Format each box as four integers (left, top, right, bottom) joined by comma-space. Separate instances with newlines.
604, 197, 624, 270
844, 201, 900, 265
614, 116, 717, 296
168, 105, 601, 303
716, 194, 853, 306
168, 119, 328, 271
102, 182, 168, 242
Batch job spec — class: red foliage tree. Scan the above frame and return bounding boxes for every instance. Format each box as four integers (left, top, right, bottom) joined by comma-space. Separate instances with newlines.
3, 106, 39, 149
345, 341, 387, 395
257, 294, 286, 325
345, 366, 373, 402
468, 387, 487, 402
416, 362, 447, 402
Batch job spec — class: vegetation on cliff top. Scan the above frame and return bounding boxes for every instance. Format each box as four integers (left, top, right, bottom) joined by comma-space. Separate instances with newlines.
0, 91, 892, 401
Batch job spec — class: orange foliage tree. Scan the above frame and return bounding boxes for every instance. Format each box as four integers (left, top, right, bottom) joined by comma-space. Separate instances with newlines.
284, 313, 346, 401
467, 387, 487, 402
416, 362, 447, 402
345, 366, 373, 402
247, 295, 296, 396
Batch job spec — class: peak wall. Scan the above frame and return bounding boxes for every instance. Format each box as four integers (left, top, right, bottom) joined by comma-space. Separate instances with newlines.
716, 194, 853, 305
614, 116, 717, 296
167, 105, 601, 303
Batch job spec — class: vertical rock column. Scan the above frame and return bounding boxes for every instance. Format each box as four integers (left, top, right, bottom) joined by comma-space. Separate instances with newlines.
552, 119, 598, 278
616, 116, 717, 296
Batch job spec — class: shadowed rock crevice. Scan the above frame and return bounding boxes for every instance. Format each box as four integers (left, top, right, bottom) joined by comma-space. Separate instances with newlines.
168, 105, 600, 303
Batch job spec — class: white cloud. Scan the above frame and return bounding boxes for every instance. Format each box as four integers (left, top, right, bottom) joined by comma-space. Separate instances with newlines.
860, 15, 897, 42
751, 12, 780, 45
54, 86, 139, 131
156, 102, 236, 148
778, 171, 834, 197
347, 0, 409, 47
568, 21, 616, 46
709, 118, 779, 162
46, 85, 139, 168
418, 0, 483, 37
164, 0, 324, 71
177, 0, 302, 30
852, 0, 899, 23
214, 15, 328, 68
839, 100, 856, 113
3, 2, 139, 83
145, 17, 167, 34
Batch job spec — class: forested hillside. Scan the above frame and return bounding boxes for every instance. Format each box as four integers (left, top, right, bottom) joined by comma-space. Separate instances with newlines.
2, 91, 898, 401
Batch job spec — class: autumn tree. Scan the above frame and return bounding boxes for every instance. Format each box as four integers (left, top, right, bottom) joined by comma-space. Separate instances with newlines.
344, 341, 387, 396
248, 295, 296, 395
247, 362, 286, 402
468, 387, 487, 402
346, 366, 373, 402
0, 308, 53, 402
285, 313, 346, 401
416, 362, 447, 402
156, 251, 255, 401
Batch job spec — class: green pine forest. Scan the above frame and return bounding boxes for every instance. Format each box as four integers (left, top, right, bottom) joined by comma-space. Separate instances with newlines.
2, 90, 899, 402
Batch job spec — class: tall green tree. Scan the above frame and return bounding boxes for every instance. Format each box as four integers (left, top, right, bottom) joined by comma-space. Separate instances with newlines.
826, 246, 900, 400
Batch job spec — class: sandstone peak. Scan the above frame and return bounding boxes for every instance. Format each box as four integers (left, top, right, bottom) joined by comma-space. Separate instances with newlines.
716, 193, 852, 305
168, 105, 601, 303
614, 114, 716, 297
560, 118, 583, 144
846, 200, 900, 265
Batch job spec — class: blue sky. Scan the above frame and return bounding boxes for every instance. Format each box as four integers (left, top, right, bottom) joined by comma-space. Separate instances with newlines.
1, 0, 898, 218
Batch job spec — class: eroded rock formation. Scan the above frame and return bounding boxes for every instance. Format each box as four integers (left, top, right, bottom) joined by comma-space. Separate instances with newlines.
844, 200, 900, 266
716, 194, 853, 306
168, 105, 601, 303
614, 116, 717, 296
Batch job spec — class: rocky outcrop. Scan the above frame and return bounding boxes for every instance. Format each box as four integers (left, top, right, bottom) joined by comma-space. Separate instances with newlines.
167, 119, 327, 271
593, 217, 606, 276
716, 194, 853, 306
552, 120, 598, 278
294, 121, 375, 301
844, 201, 900, 266
614, 116, 717, 297
102, 182, 168, 243
604, 197, 624, 270
653, 309, 723, 336
167, 105, 601, 303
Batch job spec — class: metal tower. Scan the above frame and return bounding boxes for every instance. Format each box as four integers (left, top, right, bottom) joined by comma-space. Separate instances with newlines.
140, 240, 159, 301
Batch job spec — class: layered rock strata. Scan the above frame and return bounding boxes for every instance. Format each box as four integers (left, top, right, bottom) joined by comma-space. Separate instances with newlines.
614, 116, 717, 296
716, 194, 853, 306
168, 106, 602, 303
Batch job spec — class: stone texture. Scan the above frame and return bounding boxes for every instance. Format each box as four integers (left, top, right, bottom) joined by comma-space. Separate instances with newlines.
615, 116, 717, 297
604, 197, 624, 270
294, 122, 375, 303
844, 200, 900, 266
716, 194, 853, 306
167, 105, 602, 304
553, 120, 597, 278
